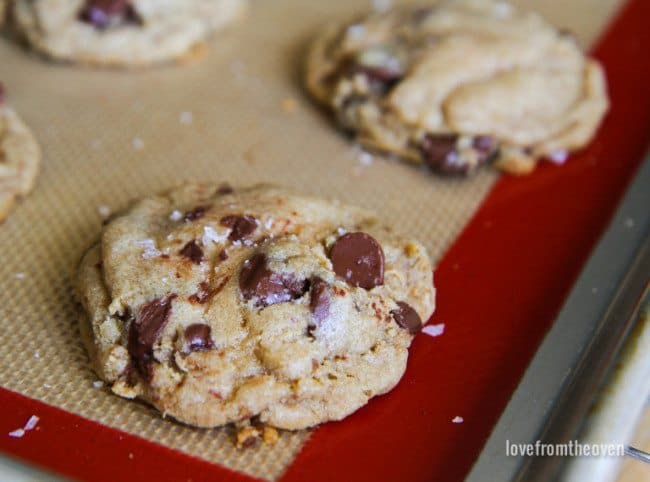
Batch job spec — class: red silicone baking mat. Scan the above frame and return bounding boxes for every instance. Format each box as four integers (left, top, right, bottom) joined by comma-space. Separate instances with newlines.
1, 0, 649, 481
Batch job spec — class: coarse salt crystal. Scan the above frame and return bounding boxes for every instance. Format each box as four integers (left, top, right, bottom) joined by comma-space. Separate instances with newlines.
24, 416, 39, 431
422, 324, 445, 337
92, 381, 104, 389
8, 429, 25, 438
179, 111, 193, 125
97, 205, 111, 218
337, 227, 347, 236
452, 416, 464, 424
132, 138, 145, 150
169, 210, 183, 221
14, 272, 25, 280
33, 352, 40, 359
43, 384, 53, 389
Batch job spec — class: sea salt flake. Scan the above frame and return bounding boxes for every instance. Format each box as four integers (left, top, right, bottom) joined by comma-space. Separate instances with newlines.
8, 429, 25, 438
169, 210, 183, 221
14, 272, 25, 280
43, 384, 53, 389
547, 150, 568, 165
97, 205, 111, 218
372, 0, 392, 12
92, 381, 104, 389
24, 416, 39, 431
346, 24, 366, 40
179, 111, 193, 125
422, 323, 445, 337
137, 239, 161, 259
132, 137, 145, 150
452, 416, 464, 424
358, 150, 374, 166
33, 351, 40, 359
202, 226, 227, 245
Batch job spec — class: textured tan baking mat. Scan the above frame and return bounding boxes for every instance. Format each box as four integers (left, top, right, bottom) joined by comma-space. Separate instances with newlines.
0, 1, 621, 480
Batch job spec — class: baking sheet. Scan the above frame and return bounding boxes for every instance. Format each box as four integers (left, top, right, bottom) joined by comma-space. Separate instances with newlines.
0, 1, 623, 480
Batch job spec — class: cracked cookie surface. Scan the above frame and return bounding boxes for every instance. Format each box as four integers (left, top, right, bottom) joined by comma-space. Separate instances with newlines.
13, 0, 247, 67
305, 0, 609, 175
76, 184, 435, 430
0, 87, 41, 222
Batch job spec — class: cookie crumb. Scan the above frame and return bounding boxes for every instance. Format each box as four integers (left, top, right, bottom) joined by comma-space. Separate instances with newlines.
262, 426, 279, 445
132, 137, 145, 150
281, 98, 297, 114
422, 323, 445, 338
179, 111, 193, 125
236, 426, 261, 449
452, 416, 464, 424
8, 429, 25, 438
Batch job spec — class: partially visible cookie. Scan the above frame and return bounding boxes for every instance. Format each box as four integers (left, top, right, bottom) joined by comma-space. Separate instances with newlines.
306, 0, 609, 175
0, 84, 41, 222
76, 184, 435, 430
13, 0, 247, 67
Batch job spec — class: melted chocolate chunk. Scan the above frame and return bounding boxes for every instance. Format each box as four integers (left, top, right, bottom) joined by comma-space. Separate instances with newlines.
184, 324, 214, 352
239, 253, 308, 307
184, 205, 209, 222
390, 301, 422, 334
220, 215, 258, 242
329, 232, 384, 289
179, 240, 204, 264
420, 134, 498, 175
127, 295, 176, 378
79, 0, 140, 29
420, 134, 462, 174
310, 278, 331, 324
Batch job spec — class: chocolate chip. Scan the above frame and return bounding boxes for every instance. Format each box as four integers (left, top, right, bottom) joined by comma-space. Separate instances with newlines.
239, 253, 308, 307
420, 134, 464, 174
179, 240, 203, 264
472, 135, 499, 164
220, 215, 258, 242
310, 278, 331, 324
127, 295, 176, 378
216, 183, 234, 195
390, 301, 422, 334
184, 205, 209, 222
79, 0, 140, 29
329, 232, 384, 289
184, 324, 214, 352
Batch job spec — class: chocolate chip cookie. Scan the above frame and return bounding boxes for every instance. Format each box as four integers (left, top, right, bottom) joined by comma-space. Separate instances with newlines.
76, 184, 435, 430
0, 84, 41, 222
13, 0, 247, 67
306, 0, 609, 175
